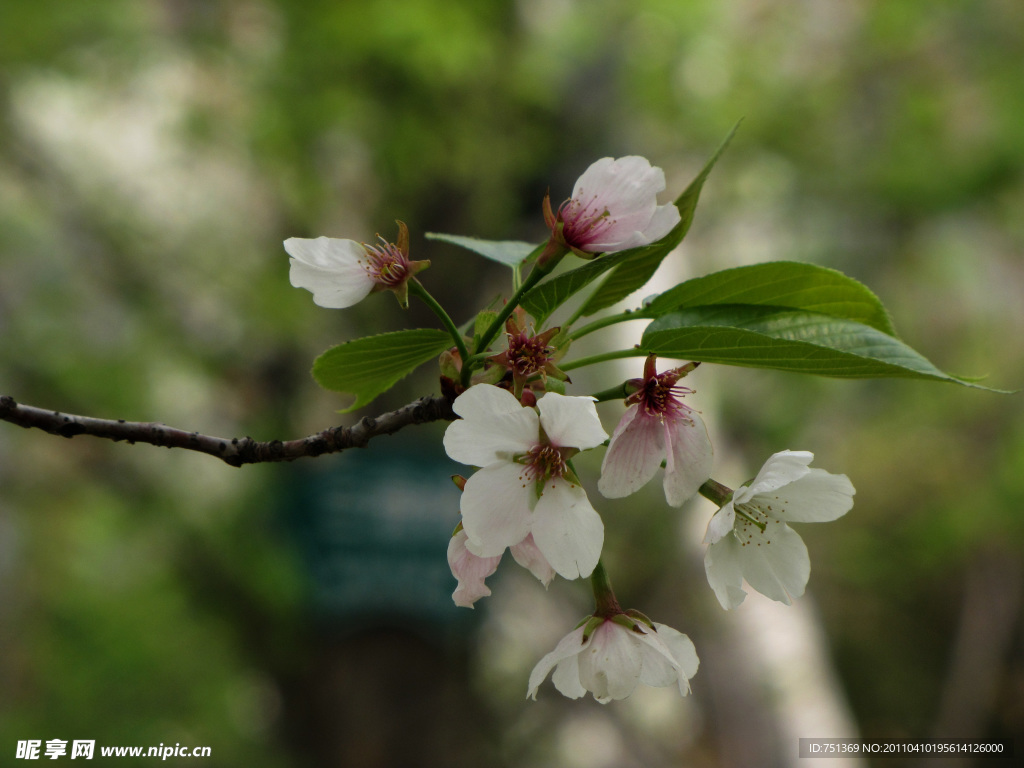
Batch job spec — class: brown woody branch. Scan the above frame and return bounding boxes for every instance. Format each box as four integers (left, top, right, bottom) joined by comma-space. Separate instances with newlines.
0, 394, 455, 468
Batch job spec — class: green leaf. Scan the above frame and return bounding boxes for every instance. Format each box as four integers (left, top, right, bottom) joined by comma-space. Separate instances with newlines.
425, 232, 539, 269
641, 305, 997, 388
524, 121, 741, 323
645, 261, 896, 335
312, 329, 453, 412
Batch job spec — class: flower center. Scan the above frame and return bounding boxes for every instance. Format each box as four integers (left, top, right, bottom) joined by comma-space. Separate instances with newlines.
506, 332, 555, 378
630, 371, 694, 420
362, 237, 410, 287
733, 501, 784, 547
558, 192, 615, 247
520, 443, 569, 484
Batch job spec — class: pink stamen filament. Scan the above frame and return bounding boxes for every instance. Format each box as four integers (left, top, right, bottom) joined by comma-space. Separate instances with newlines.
361, 238, 409, 287
559, 192, 615, 246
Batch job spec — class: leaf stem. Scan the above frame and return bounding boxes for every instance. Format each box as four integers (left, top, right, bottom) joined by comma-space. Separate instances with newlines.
409, 280, 470, 366
568, 309, 647, 341
560, 348, 648, 372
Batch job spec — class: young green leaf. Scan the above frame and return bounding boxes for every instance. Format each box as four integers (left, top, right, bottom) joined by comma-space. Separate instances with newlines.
312, 329, 453, 412
644, 261, 896, 335
641, 305, 998, 388
425, 232, 540, 269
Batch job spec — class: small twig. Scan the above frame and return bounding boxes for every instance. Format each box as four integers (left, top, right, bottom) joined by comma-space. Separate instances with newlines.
0, 394, 455, 468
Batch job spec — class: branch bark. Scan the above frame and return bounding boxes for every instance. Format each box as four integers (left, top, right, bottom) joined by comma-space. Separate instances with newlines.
0, 394, 455, 468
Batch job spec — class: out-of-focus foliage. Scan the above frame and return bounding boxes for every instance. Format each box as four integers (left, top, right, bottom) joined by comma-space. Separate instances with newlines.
1, 1, 1022, 766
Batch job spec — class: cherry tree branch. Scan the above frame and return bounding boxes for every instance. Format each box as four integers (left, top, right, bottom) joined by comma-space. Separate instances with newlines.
0, 394, 455, 468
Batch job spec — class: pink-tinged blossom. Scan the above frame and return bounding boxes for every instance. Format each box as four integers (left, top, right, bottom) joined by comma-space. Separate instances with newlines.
544, 156, 681, 257
443, 384, 608, 581
447, 528, 555, 609
704, 450, 855, 609
285, 220, 428, 309
599, 356, 713, 507
528, 617, 699, 703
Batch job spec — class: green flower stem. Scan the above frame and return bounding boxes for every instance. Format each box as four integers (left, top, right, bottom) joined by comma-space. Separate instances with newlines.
589, 382, 632, 403
472, 252, 565, 357
408, 280, 470, 366
698, 478, 734, 507
568, 309, 648, 341
590, 560, 622, 618
560, 348, 648, 373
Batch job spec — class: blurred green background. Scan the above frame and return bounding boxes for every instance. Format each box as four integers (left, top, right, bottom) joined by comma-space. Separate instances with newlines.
1, 1, 1022, 766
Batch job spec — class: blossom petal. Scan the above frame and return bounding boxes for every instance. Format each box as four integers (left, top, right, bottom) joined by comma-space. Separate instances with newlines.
704, 533, 748, 609
567, 156, 679, 252
577, 622, 642, 702
768, 468, 855, 523
597, 406, 665, 499
662, 408, 714, 507
703, 503, 736, 545
527, 626, 590, 700
510, 533, 556, 587
738, 450, 814, 502
634, 626, 684, 689
443, 384, 539, 467
460, 463, 533, 558
739, 520, 811, 605
654, 623, 700, 694
447, 529, 501, 608
537, 392, 608, 450
285, 237, 376, 309
531, 480, 604, 580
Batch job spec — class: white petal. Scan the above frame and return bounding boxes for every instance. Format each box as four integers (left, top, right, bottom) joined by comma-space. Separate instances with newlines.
634, 626, 684, 689
285, 237, 375, 308
654, 623, 700, 688
527, 626, 590, 700
767, 468, 855, 523
530, 480, 604, 580
447, 530, 502, 608
550, 653, 587, 700
703, 503, 736, 545
739, 520, 811, 605
741, 450, 814, 500
443, 384, 539, 467
662, 408, 714, 507
460, 463, 533, 557
704, 534, 748, 609
597, 406, 665, 499
537, 392, 608, 450
577, 622, 642, 702
639, 201, 681, 243
510, 533, 556, 587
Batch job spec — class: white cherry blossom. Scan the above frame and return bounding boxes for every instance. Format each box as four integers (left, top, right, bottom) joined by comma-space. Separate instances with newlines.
284, 221, 427, 309
599, 357, 712, 506
704, 450, 855, 609
528, 617, 699, 703
548, 156, 681, 255
443, 384, 608, 580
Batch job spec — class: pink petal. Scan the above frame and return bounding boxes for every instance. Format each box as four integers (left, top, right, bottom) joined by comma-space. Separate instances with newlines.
597, 406, 665, 499
447, 529, 501, 608
510, 533, 556, 587
662, 408, 714, 507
